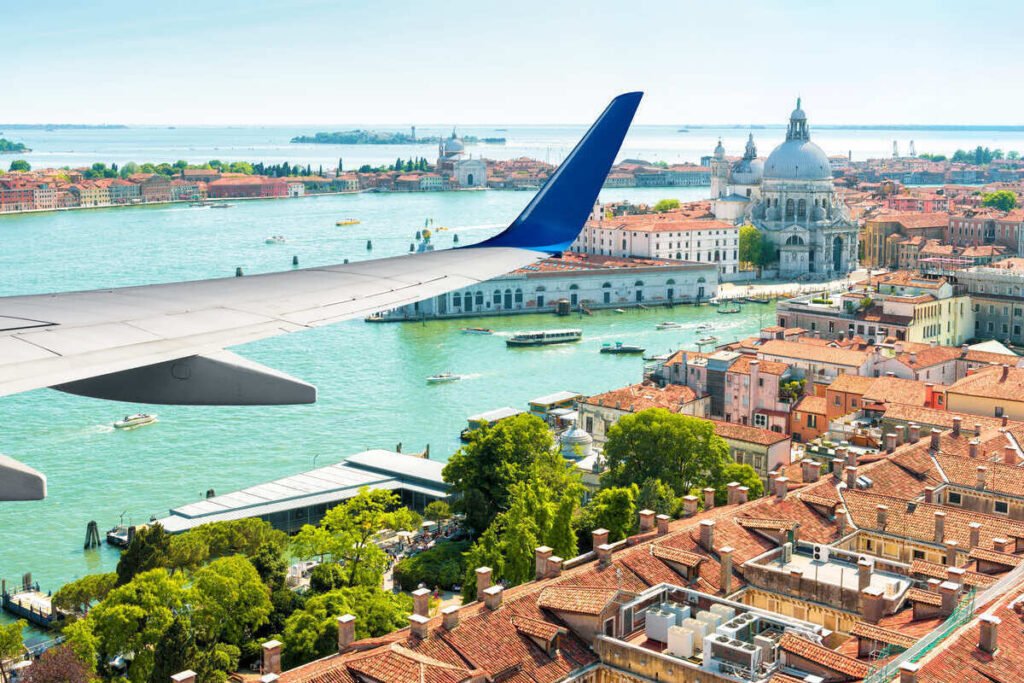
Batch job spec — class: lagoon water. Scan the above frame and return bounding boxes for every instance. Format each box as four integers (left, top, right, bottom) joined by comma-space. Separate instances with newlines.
0, 184, 780, 601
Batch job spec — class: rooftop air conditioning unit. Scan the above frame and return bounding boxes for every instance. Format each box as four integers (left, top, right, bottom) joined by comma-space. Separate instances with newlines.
707, 633, 763, 672
812, 544, 830, 563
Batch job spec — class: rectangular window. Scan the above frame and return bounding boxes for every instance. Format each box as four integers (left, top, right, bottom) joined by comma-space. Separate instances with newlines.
995, 501, 1009, 515
996, 407, 1005, 418
948, 491, 962, 506
807, 414, 817, 428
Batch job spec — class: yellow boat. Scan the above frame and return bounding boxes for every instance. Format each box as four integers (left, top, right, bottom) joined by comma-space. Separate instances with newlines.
336, 218, 360, 226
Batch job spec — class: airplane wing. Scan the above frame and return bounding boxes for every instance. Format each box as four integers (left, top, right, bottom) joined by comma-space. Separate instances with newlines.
0, 92, 643, 407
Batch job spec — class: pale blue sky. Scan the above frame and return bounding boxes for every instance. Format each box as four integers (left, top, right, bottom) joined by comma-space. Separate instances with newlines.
5, 0, 1023, 125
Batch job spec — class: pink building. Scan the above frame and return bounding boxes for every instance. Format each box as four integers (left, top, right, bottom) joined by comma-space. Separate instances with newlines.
723, 356, 792, 432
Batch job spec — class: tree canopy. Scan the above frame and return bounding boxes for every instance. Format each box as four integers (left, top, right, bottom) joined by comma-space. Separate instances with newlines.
981, 189, 1018, 212
579, 485, 638, 543
653, 198, 680, 213
8, 159, 30, 172
0, 620, 26, 683
739, 224, 770, 268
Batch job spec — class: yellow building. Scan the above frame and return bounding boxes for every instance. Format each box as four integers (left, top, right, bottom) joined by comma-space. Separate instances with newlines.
946, 364, 1024, 420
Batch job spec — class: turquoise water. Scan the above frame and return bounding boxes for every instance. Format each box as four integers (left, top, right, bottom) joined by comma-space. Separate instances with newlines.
0, 185, 774, 599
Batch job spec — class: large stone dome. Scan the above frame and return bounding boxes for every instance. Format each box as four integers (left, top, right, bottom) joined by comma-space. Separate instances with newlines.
763, 139, 831, 180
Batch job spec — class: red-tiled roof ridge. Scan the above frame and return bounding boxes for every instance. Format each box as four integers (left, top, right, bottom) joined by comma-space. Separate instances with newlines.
779, 633, 871, 678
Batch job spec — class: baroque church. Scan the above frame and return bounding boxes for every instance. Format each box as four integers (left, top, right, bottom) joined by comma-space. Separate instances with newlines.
436, 130, 487, 188
710, 100, 859, 279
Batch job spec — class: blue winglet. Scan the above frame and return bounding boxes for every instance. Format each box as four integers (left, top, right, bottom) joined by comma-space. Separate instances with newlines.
474, 92, 643, 253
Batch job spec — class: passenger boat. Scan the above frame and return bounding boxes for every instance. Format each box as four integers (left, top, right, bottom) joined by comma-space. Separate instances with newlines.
426, 372, 461, 384
336, 218, 360, 226
600, 342, 645, 355
265, 235, 286, 244
656, 321, 684, 330
210, 203, 232, 209
189, 201, 209, 207
113, 413, 158, 430
506, 329, 582, 347
105, 524, 131, 547
697, 336, 719, 345
461, 327, 494, 335
717, 302, 742, 314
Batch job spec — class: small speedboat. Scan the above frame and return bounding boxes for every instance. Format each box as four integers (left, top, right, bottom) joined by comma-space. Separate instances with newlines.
265, 235, 286, 244
656, 321, 684, 330
210, 203, 232, 209
613, 308, 626, 314
336, 218, 360, 226
461, 327, 494, 335
114, 413, 157, 430
601, 342, 645, 355
697, 336, 719, 345
426, 372, 460, 384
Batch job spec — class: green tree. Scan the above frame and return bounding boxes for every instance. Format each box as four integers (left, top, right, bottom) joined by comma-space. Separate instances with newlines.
582, 485, 638, 542
53, 572, 117, 615
714, 463, 765, 504
116, 524, 172, 586
602, 409, 731, 496
62, 620, 99, 673
653, 198, 680, 213
443, 413, 557, 532
0, 619, 25, 683
308, 563, 346, 593
982, 189, 1018, 212
460, 525, 505, 603
546, 493, 579, 560
424, 500, 451, 528
148, 617, 195, 683
119, 161, 140, 178
291, 488, 419, 588
249, 541, 288, 592
189, 556, 272, 649
636, 477, 678, 516
1008, 151, 1020, 161
393, 540, 470, 592
497, 485, 540, 584
739, 224, 769, 267
8, 159, 30, 172
281, 587, 411, 668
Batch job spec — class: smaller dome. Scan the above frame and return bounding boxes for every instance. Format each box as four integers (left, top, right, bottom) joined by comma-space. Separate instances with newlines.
560, 425, 593, 459
790, 97, 806, 121
444, 129, 465, 155
713, 138, 725, 160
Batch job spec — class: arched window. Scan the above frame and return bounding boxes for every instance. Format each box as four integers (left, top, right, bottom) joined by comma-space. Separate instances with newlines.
475, 291, 484, 306
493, 290, 502, 305
602, 282, 612, 288
453, 292, 462, 307
535, 285, 546, 292
797, 198, 807, 221
785, 198, 795, 221
786, 234, 805, 246
569, 284, 580, 290
676, 252, 682, 259
514, 288, 523, 304
621, 239, 627, 250
634, 280, 644, 287
697, 276, 706, 283
503, 288, 513, 308
666, 279, 676, 285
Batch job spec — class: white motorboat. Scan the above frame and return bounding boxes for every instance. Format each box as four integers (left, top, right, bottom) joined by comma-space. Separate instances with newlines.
656, 321, 683, 330
461, 327, 494, 335
265, 235, 286, 244
426, 372, 461, 384
113, 413, 158, 430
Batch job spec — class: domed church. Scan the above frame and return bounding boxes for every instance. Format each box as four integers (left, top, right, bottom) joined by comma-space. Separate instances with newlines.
710, 100, 859, 279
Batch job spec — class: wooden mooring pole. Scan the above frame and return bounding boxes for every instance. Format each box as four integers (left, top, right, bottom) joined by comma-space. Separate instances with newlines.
84, 520, 101, 549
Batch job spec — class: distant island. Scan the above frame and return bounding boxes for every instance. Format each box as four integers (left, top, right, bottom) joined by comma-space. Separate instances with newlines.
290, 130, 505, 145
0, 138, 30, 153
0, 123, 127, 130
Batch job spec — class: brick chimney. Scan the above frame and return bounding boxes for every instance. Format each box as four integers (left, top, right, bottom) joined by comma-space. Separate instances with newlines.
592, 528, 609, 550
261, 640, 282, 675
930, 428, 941, 451
836, 506, 848, 536
945, 540, 959, 567
412, 587, 431, 617
861, 586, 885, 624
939, 581, 961, 615
409, 613, 430, 639
682, 495, 698, 517
846, 465, 859, 489
885, 432, 898, 453
968, 523, 982, 549
726, 482, 741, 505
789, 568, 803, 594
1004, 445, 1016, 465
899, 662, 920, 683
977, 466, 988, 490
656, 514, 670, 536
535, 546, 553, 580
547, 556, 563, 577
832, 458, 845, 480
737, 486, 749, 504
909, 423, 921, 442
993, 537, 1010, 553
801, 459, 820, 483
703, 487, 716, 510
876, 504, 889, 528
775, 476, 789, 501
171, 672, 197, 683
483, 585, 503, 610
952, 416, 962, 437
858, 556, 873, 592
638, 509, 655, 532
969, 439, 979, 459
948, 567, 966, 584
933, 511, 946, 544
475, 566, 492, 601
337, 614, 356, 652
699, 519, 715, 550
979, 614, 1001, 654
924, 486, 935, 503
442, 605, 460, 630
974, 423, 982, 437
597, 543, 613, 566
719, 546, 734, 595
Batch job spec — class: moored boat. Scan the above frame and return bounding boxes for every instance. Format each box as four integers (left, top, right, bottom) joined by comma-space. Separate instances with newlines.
506, 329, 582, 347
717, 302, 742, 314
697, 336, 719, 345
113, 413, 158, 430
461, 327, 493, 335
265, 235, 286, 244
656, 321, 683, 330
426, 372, 461, 384
210, 203, 232, 209
336, 218, 360, 226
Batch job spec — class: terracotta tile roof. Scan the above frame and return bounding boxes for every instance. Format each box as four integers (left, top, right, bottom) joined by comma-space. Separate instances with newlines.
512, 615, 563, 642
537, 586, 618, 615
934, 453, 1024, 496
793, 394, 827, 415
883, 403, 1006, 432
967, 547, 1022, 568
707, 419, 790, 446
758, 339, 871, 368
346, 645, 472, 683
948, 365, 1024, 401
779, 633, 871, 678
828, 374, 876, 394
728, 355, 790, 376
735, 517, 799, 532
849, 621, 919, 649
909, 559, 997, 588
906, 587, 943, 606
650, 544, 705, 567
581, 382, 698, 413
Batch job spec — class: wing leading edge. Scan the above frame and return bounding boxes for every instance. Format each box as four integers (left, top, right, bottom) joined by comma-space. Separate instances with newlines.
0, 92, 642, 406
